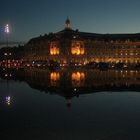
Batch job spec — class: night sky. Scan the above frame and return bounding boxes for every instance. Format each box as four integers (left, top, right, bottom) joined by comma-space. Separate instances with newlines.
0, 0, 140, 42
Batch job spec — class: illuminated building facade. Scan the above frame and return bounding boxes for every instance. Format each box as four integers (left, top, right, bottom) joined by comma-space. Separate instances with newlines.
23, 18, 140, 66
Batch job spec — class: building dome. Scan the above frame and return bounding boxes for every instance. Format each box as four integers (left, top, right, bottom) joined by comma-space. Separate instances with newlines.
65, 17, 71, 29
65, 18, 70, 25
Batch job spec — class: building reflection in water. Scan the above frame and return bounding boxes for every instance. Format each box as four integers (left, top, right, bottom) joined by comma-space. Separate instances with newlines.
1, 68, 140, 107
50, 72, 60, 87
65, 98, 72, 108
71, 72, 85, 87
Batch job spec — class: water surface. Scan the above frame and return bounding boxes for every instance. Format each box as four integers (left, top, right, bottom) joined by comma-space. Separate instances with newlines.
0, 68, 140, 140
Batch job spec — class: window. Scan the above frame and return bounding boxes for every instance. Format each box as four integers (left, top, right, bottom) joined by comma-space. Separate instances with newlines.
50, 42, 59, 55
71, 41, 85, 55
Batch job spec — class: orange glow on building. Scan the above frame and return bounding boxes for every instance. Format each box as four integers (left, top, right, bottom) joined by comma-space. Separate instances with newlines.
50, 72, 60, 81
50, 42, 59, 55
71, 41, 85, 55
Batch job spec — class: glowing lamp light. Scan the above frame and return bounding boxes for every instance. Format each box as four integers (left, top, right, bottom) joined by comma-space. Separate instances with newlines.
5, 24, 10, 34
74, 88, 77, 91
5, 74, 8, 77
5, 96, 11, 105
4, 53, 8, 56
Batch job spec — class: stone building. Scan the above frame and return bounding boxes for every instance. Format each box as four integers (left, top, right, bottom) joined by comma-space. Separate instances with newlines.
23, 18, 140, 66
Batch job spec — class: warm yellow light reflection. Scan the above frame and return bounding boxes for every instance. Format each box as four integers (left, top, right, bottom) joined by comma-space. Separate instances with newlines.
50, 42, 59, 55
71, 72, 85, 86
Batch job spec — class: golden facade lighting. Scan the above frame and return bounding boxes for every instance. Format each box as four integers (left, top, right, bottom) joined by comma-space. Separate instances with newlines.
50, 72, 60, 81
50, 42, 59, 55
71, 41, 85, 55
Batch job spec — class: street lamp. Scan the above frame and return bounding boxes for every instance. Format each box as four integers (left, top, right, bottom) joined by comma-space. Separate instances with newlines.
4, 24, 11, 67
4, 24, 10, 47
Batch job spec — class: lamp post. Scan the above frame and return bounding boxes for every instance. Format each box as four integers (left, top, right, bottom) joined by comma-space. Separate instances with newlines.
5, 24, 10, 47
4, 24, 11, 67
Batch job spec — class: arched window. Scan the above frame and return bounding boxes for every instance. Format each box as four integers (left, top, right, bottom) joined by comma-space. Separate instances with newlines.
50, 42, 59, 55
71, 41, 85, 55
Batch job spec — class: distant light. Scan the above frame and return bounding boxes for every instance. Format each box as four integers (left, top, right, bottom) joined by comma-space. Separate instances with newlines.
5, 24, 10, 34
74, 88, 77, 91
5, 96, 11, 105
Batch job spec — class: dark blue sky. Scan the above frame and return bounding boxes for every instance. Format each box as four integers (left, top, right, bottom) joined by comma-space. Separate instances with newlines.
0, 0, 140, 42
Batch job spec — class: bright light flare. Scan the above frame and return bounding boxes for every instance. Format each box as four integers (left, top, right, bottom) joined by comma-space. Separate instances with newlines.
5, 24, 10, 34
5, 96, 11, 105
